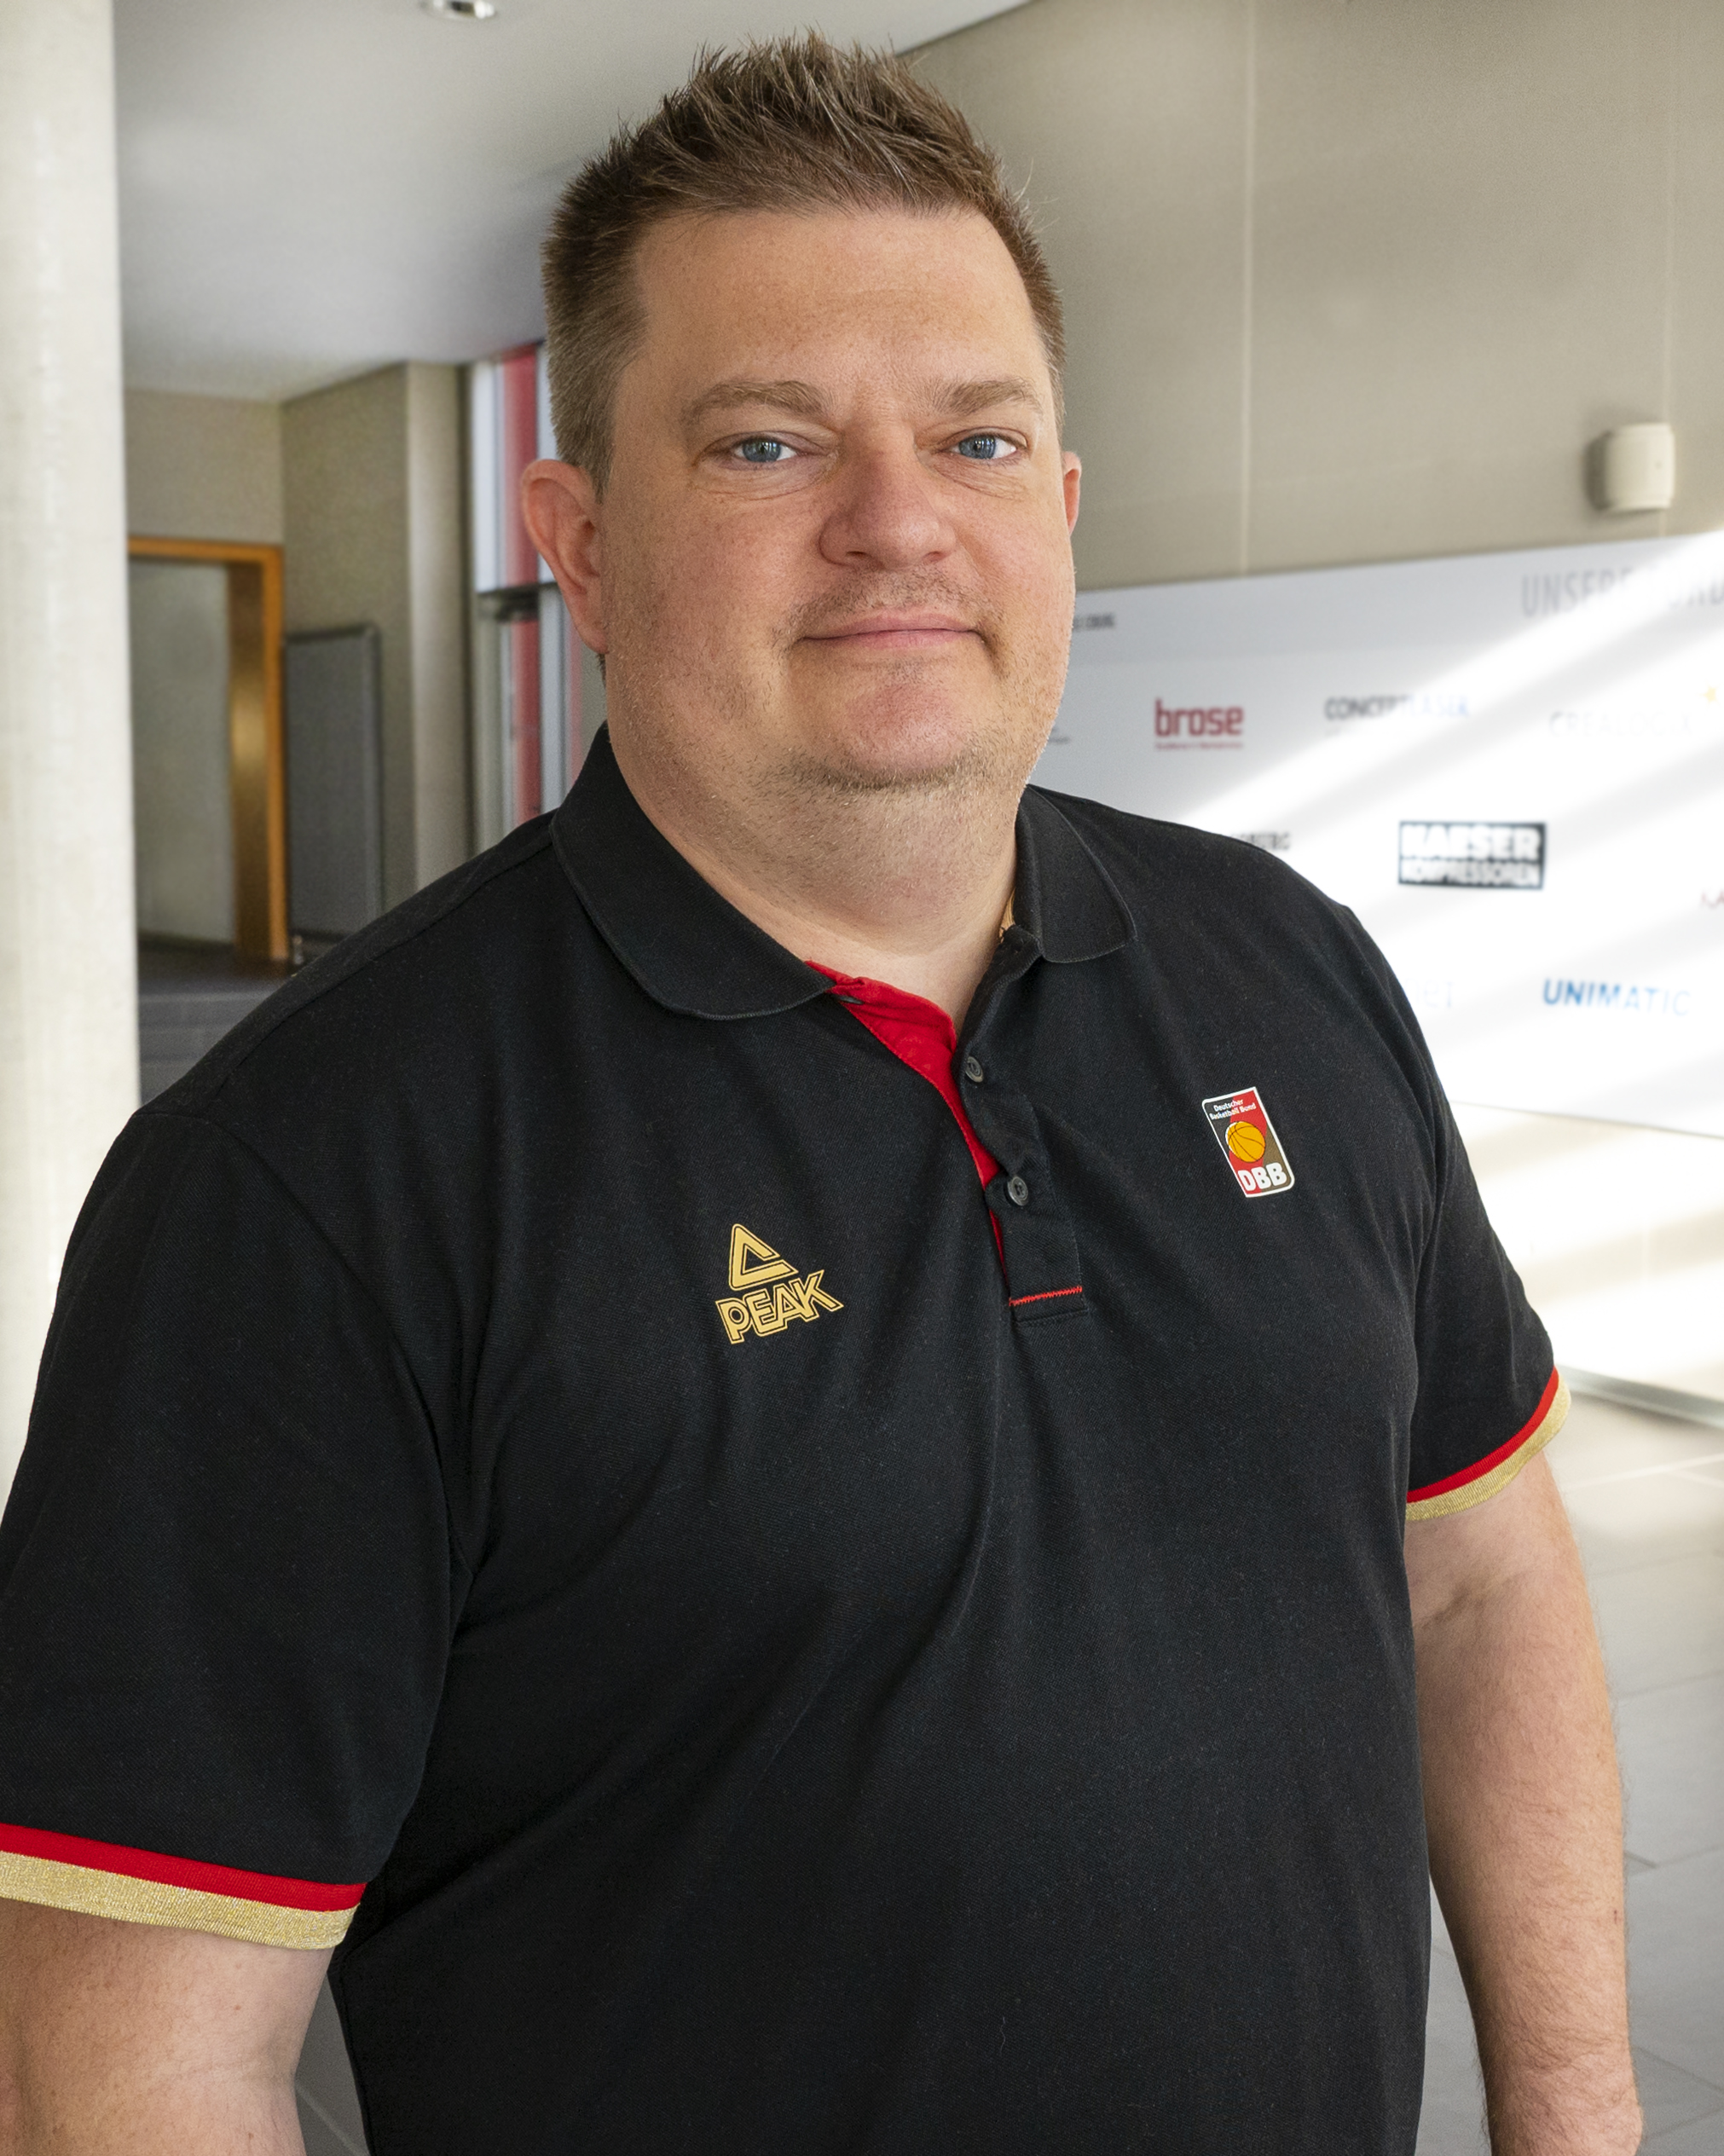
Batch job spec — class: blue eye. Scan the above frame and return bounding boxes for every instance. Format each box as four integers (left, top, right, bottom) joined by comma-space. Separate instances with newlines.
733, 437, 794, 464
955, 433, 1011, 461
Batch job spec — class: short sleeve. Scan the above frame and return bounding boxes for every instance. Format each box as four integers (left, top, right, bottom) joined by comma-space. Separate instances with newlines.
1404, 1085, 1566, 1521
0, 1112, 454, 1946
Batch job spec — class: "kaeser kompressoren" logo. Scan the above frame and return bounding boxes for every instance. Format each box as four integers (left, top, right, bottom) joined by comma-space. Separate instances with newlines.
1398, 821, 1545, 889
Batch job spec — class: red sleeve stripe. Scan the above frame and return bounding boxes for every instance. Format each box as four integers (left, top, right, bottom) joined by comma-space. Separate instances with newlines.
1009, 1286, 1085, 1309
0, 1823, 364, 1911
1406, 1369, 1567, 1519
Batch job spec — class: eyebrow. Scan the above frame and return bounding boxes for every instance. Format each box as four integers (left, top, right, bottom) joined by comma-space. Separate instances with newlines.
680, 373, 1048, 431
934, 377, 1046, 419
681, 379, 825, 430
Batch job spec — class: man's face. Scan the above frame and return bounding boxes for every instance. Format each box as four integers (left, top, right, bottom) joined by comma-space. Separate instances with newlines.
559, 205, 1079, 811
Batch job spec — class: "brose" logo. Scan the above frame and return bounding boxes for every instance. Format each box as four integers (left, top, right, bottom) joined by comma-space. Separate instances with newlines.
1155, 696, 1245, 747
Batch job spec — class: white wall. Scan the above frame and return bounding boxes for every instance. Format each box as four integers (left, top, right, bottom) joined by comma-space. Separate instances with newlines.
1455, 1106, 1724, 1405
916, 0, 1724, 1400
128, 558, 233, 944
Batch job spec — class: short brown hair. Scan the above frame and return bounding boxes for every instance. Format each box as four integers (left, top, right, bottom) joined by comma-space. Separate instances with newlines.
541, 33, 1063, 490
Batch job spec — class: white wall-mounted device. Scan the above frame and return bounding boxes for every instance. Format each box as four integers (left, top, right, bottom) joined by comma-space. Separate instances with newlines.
1588, 421, 1675, 513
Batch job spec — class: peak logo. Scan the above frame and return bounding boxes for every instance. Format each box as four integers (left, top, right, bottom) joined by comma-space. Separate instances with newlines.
1154, 697, 1244, 750
714, 1224, 843, 1345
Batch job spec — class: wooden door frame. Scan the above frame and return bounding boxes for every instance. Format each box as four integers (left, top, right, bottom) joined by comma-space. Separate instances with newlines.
128, 537, 288, 962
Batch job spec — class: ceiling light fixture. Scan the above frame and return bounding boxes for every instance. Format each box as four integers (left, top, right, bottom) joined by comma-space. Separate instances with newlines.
422, 0, 498, 19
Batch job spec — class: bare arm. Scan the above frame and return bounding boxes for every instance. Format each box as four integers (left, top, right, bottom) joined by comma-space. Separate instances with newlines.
0, 1899, 329, 2155
1406, 1452, 1640, 2155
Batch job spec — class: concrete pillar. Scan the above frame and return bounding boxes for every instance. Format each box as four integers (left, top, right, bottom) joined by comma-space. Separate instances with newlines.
0, 0, 139, 1492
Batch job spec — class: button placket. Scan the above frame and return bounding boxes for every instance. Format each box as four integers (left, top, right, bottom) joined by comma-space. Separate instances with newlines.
961, 983, 1086, 1323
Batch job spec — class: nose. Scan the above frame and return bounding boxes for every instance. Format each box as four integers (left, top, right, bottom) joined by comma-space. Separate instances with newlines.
818, 434, 957, 573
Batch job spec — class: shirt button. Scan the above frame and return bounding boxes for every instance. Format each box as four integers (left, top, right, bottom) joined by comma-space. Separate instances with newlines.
1006, 1175, 1030, 1207
963, 1055, 985, 1084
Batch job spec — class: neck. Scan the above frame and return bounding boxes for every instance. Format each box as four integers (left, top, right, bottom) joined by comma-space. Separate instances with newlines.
608, 725, 1018, 1026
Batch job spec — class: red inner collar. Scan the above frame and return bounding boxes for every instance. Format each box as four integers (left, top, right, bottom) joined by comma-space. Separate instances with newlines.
807, 965, 1000, 1190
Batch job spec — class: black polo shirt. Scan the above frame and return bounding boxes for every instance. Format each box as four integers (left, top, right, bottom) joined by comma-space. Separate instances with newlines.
0, 730, 1563, 2154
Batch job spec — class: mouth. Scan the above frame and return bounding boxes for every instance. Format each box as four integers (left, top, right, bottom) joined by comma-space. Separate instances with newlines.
800, 612, 981, 653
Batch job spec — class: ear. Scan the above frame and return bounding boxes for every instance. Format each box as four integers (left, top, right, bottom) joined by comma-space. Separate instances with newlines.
521, 460, 606, 654
1061, 448, 1081, 537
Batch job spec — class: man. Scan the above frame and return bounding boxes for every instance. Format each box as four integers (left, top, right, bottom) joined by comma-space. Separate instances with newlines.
0, 37, 1638, 2156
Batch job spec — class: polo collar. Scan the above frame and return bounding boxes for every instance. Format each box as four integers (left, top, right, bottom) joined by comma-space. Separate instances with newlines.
1010, 783, 1137, 964
552, 728, 1135, 1020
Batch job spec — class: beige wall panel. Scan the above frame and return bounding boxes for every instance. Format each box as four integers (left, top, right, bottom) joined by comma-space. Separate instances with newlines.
917, 0, 1721, 585
405, 361, 470, 884
283, 361, 469, 907
124, 388, 283, 545
283, 366, 416, 905
1667, 0, 1724, 536
1247, 0, 1676, 572
916, 0, 1253, 590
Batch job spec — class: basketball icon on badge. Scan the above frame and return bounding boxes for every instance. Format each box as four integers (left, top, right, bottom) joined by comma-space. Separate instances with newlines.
1201, 1087, 1295, 1198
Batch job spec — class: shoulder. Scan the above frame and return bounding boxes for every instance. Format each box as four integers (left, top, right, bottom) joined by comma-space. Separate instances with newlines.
125, 814, 612, 1263
1031, 783, 1349, 941
1032, 782, 1441, 1118
91, 817, 610, 1353
152, 816, 572, 1127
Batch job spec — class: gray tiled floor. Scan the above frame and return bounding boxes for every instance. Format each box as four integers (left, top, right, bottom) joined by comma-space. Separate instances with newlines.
1416, 1394, 1724, 2153
297, 1394, 1724, 2152
136, 936, 288, 1101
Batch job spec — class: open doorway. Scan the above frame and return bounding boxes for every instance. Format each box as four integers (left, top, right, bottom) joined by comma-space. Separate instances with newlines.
127, 536, 290, 1099
128, 535, 286, 959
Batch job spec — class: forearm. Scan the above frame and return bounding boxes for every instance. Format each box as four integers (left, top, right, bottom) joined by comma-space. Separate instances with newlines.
1, 2061, 305, 2156
1412, 1466, 1639, 2155
0, 1900, 323, 2156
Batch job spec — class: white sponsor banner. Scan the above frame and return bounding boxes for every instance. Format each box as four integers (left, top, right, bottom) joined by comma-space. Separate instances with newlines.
1039, 535, 1724, 1138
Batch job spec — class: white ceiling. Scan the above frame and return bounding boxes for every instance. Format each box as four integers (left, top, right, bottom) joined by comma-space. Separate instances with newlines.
114, 0, 1023, 402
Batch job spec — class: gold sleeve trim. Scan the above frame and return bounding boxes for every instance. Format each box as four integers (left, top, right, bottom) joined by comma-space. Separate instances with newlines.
0, 1850, 355, 1949
1405, 1374, 1570, 1522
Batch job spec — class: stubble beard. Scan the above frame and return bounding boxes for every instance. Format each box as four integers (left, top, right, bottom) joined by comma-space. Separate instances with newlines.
610, 566, 1070, 907
761, 573, 1063, 808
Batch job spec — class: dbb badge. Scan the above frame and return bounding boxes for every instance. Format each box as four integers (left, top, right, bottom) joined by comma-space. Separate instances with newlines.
1201, 1086, 1295, 1198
